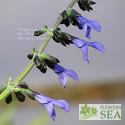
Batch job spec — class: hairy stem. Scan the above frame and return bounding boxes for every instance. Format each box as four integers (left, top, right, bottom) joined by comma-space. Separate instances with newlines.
0, 0, 78, 100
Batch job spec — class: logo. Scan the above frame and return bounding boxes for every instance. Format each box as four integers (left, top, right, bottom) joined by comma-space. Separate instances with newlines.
79, 104, 121, 120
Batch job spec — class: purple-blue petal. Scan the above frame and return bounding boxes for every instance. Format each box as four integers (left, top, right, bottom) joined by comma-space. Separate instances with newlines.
90, 20, 101, 32
34, 93, 71, 120
65, 69, 79, 82
77, 16, 88, 26
82, 45, 89, 63
35, 94, 49, 104
58, 73, 67, 87
72, 38, 86, 48
77, 15, 101, 38
84, 24, 91, 39
51, 109, 56, 120
44, 103, 56, 120
52, 100, 70, 112
88, 42, 105, 53
53, 64, 65, 74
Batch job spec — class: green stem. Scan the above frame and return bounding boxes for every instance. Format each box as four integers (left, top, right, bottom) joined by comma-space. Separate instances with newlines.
0, 0, 78, 101
0, 88, 11, 100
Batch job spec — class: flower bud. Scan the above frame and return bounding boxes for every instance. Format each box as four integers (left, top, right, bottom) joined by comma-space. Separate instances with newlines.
5, 93, 12, 104
52, 28, 73, 46
77, 0, 96, 12
27, 49, 60, 73
15, 92, 25, 102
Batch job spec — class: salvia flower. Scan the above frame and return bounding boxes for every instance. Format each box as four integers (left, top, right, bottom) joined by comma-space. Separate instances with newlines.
72, 37, 105, 63
13, 83, 70, 120
76, 15, 101, 39
34, 93, 70, 120
53, 64, 78, 87
27, 48, 79, 87
52, 28, 104, 63
61, 9, 101, 39
77, 0, 96, 12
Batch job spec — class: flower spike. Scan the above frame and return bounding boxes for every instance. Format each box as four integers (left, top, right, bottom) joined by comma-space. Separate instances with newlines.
0, 0, 105, 122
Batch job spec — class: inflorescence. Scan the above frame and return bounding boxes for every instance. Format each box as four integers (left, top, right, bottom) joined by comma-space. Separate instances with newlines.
0, 0, 105, 120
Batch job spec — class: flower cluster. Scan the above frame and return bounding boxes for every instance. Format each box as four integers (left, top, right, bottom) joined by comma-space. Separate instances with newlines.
52, 28, 104, 63
0, 0, 105, 121
30, 1, 104, 119
27, 48, 60, 73
4, 82, 70, 120
27, 48, 78, 87
61, 9, 101, 39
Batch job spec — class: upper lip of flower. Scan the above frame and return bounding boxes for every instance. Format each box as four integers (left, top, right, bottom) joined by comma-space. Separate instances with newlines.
35, 94, 51, 104
76, 16, 88, 25
72, 38, 87, 48
76, 15, 101, 38
53, 64, 65, 74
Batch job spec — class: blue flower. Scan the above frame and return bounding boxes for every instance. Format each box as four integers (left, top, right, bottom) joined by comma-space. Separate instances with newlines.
72, 38, 105, 63
76, 16, 101, 39
34, 93, 70, 120
53, 64, 78, 87
61, 9, 101, 39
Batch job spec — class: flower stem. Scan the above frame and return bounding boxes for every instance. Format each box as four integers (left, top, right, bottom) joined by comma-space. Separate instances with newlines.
0, 0, 78, 101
